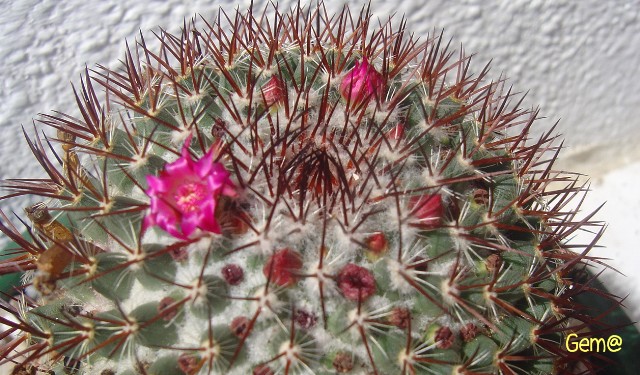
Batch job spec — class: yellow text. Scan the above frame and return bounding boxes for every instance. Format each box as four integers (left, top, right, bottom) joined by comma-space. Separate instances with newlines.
565, 333, 622, 353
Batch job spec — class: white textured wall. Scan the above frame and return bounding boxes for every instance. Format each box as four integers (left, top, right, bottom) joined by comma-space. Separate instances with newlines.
1, 0, 638, 323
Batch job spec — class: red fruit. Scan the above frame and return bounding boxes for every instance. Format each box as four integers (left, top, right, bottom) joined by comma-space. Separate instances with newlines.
230, 316, 250, 337
435, 326, 454, 349
408, 194, 443, 229
388, 307, 411, 329
262, 75, 286, 107
337, 263, 376, 301
222, 264, 244, 285
263, 248, 303, 286
294, 309, 317, 329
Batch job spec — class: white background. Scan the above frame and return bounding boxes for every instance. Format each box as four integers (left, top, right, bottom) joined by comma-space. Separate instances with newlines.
0, 0, 638, 326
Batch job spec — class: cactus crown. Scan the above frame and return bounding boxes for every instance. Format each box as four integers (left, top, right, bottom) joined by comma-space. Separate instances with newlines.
0, 2, 616, 374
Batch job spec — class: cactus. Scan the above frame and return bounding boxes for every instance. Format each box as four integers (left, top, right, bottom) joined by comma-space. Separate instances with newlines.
0, 3, 622, 374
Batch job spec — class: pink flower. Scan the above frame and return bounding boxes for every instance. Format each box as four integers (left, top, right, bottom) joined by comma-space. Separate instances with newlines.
143, 138, 236, 239
408, 194, 443, 229
339, 58, 385, 105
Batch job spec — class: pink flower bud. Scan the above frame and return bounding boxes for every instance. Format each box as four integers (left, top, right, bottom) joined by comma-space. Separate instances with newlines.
339, 58, 384, 106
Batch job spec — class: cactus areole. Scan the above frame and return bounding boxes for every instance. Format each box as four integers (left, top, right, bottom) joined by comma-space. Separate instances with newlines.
0, 3, 618, 374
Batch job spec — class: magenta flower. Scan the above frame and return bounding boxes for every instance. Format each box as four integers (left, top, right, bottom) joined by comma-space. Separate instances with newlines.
143, 139, 237, 239
339, 57, 385, 105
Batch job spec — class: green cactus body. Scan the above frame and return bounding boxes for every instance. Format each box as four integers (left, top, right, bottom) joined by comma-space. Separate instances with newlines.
0, 3, 616, 375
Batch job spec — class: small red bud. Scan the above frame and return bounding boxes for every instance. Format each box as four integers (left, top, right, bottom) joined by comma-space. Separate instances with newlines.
473, 188, 490, 205
222, 264, 244, 285
294, 309, 317, 329
365, 232, 388, 254
485, 254, 502, 274
228, 210, 250, 234
337, 263, 376, 301
177, 353, 199, 375
435, 326, 455, 349
263, 248, 303, 287
211, 118, 227, 140
217, 198, 251, 235
333, 352, 354, 373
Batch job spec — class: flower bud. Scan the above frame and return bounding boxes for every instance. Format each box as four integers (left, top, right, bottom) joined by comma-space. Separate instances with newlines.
339, 58, 384, 106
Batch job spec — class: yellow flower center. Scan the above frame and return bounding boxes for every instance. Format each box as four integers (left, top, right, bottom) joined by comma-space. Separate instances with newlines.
174, 182, 207, 212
